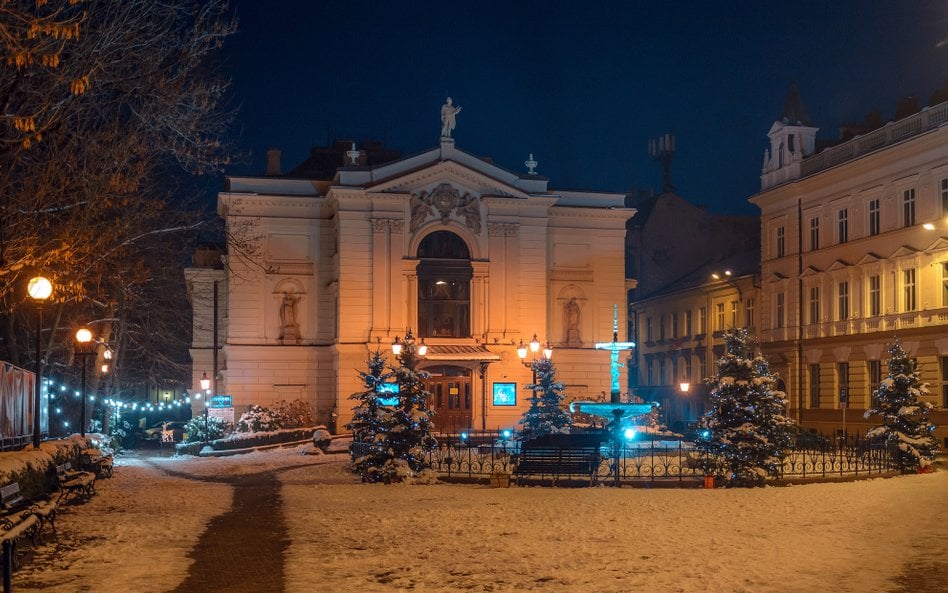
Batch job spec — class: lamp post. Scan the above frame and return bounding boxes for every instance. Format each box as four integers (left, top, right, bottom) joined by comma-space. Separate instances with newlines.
74, 327, 98, 437
391, 329, 427, 357
200, 371, 210, 441
27, 276, 53, 448
516, 333, 551, 386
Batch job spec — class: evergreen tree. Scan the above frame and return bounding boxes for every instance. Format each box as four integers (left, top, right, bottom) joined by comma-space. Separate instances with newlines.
382, 331, 437, 482
864, 340, 939, 472
699, 328, 795, 486
518, 358, 573, 441
346, 348, 395, 482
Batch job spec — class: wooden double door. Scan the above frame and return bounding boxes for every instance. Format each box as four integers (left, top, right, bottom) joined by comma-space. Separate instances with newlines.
424, 366, 472, 431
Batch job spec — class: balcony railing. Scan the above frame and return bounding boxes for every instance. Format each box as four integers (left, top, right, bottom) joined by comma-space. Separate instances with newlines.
801, 101, 948, 178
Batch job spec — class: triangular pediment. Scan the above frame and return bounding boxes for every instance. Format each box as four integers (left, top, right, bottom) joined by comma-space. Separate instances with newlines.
889, 245, 920, 259
923, 236, 948, 253
367, 160, 531, 199
800, 265, 822, 277
856, 252, 884, 265
767, 272, 788, 283
827, 259, 852, 271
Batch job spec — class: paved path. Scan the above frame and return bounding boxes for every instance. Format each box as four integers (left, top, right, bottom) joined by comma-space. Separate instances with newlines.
169, 471, 288, 593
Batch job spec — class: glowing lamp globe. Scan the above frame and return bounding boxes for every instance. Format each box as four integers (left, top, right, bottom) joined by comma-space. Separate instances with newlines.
75, 328, 93, 344
27, 276, 53, 301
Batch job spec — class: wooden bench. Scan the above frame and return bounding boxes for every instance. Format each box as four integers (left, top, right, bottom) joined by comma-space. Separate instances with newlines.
79, 452, 113, 478
514, 433, 603, 486
0, 483, 57, 541
56, 463, 96, 504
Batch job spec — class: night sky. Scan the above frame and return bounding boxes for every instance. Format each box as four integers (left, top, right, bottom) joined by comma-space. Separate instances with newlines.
221, 1, 948, 215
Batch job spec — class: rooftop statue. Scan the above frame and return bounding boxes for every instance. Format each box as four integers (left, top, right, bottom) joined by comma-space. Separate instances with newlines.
440, 97, 461, 138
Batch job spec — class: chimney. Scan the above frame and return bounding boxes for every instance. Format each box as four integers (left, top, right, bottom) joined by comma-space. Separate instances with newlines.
265, 148, 282, 176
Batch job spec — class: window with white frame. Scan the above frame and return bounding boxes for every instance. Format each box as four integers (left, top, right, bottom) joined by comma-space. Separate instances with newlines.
659, 315, 666, 340
903, 188, 915, 227
941, 356, 948, 408
776, 225, 785, 258
868, 360, 882, 407
837, 208, 848, 243
715, 302, 725, 331
837, 362, 850, 406
659, 358, 666, 385
868, 274, 881, 316
808, 286, 821, 324
775, 293, 785, 328
809, 363, 820, 408
903, 268, 917, 311
809, 217, 820, 250
698, 307, 707, 334
730, 300, 738, 328
868, 198, 880, 236
699, 353, 707, 381
942, 178, 948, 217
647, 358, 654, 384
838, 281, 849, 320
685, 310, 693, 336
942, 262, 948, 307
684, 355, 693, 384
745, 298, 755, 328
646, 317, 653, 342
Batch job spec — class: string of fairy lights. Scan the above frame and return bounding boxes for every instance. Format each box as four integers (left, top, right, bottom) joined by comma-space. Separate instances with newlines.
41, 376, 193, 429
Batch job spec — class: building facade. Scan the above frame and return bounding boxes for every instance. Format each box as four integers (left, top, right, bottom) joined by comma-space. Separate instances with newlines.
751, 94, 948, 445
188, 135, 634, 433
626, 192, 761, 432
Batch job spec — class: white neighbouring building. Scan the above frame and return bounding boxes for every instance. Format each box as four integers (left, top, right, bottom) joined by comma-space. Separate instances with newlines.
187, 131, 634, 433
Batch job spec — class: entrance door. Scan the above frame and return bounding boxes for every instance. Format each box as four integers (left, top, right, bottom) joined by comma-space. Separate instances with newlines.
424, 366, 472, 431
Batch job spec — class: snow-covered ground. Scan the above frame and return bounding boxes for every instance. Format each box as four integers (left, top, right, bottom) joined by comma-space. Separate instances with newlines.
16, 446, 948, 593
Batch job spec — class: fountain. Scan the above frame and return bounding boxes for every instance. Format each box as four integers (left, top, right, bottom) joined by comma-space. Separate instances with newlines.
569, 305, 656, 428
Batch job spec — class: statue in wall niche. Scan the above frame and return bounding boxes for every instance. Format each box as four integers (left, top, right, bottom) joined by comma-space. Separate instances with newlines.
440, 97, 461, 138
279, 292, 301, 342
564, 298, 582, 346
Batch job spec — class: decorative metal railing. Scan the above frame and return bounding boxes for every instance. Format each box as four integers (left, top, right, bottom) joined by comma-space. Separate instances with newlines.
800, 101, 948, 177
384, 430, 901, 485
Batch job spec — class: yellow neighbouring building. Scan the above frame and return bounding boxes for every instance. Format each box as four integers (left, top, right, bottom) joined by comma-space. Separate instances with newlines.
751, 85, 948, 446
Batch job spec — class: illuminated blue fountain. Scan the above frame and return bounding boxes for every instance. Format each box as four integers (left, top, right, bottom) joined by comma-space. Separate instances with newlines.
569, 305, 655, 427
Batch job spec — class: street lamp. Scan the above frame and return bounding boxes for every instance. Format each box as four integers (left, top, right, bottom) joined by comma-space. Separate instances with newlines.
200, 370, 210, 441
74, 327, 97, 437
27, 276, 53, 448
517, 333, 552, 385
391, 329, 426, 357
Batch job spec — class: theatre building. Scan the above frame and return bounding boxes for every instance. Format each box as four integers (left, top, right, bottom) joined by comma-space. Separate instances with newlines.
187, 133, 634, 432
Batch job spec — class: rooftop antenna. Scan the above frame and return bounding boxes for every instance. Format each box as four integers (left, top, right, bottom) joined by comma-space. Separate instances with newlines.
648, 133, 676, 193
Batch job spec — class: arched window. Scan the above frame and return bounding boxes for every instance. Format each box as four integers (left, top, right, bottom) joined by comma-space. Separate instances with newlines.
417, 231, 472, 338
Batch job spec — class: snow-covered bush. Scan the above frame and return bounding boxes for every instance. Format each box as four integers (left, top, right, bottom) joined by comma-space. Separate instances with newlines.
182, 415, 229, 443
235, 404, 283, 433
274, 399, 314, 428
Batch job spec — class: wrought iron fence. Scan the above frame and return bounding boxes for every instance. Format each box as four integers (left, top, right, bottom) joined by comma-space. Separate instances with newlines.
350, 430, 900, 485
417, 431, 898, 484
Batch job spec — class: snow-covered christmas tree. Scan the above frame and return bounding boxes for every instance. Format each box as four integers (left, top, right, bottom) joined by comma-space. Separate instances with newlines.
347, 347, 396, 482
699, 328, 795, 486
383, 330, 438, 482
864, 340, 939, 472
517, 358, 573, 442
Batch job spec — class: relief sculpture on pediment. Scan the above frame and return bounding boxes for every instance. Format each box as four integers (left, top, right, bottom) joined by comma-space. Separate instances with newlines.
410, 183, 481, 234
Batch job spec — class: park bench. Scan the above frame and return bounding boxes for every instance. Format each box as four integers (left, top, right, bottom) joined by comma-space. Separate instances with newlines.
0, 483, 57, 542
56, 463, 96, 504
514, 433, 603, 486
79, 452, 113, 479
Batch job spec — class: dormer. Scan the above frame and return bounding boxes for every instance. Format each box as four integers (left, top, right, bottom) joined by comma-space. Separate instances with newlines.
761, 82, 819, 191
